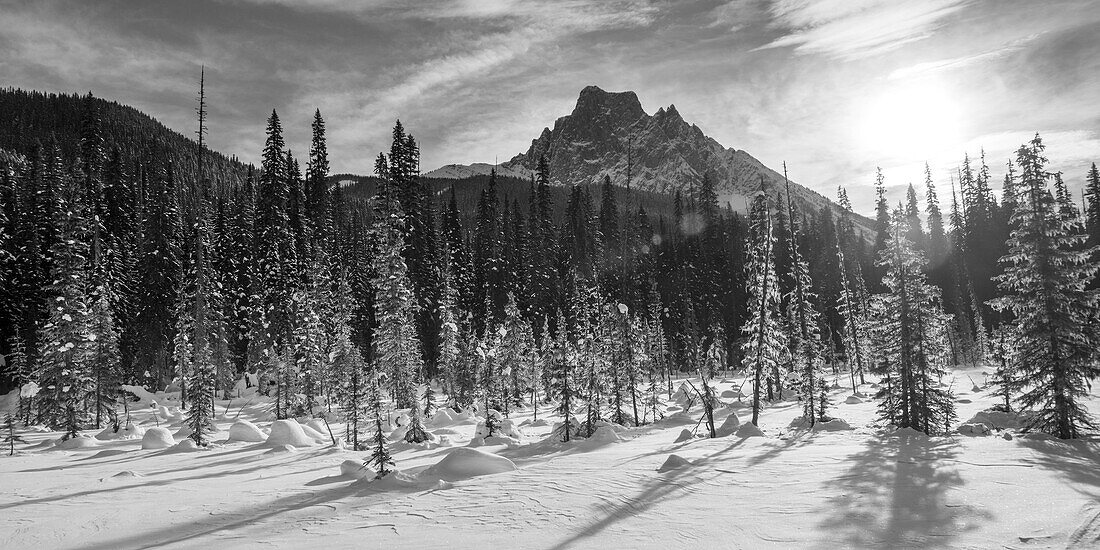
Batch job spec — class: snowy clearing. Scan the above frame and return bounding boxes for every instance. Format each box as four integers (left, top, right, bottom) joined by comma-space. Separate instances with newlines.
2, 365, 1098, 549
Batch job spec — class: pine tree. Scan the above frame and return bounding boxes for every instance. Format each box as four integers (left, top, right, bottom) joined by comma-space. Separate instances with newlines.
404, 383, 432, 443
783, 174, 825, 426
370, 195, 422, 410
872, 207, 956, 435
1085, 162, 1100, 248
133, 160, 180, 389
925, 163, 948, 268
549, 309, 580, 441
364, 377, 395, 478
35, 168, 94, 438
306, 109, 330, 243
990, 134, 1100, 439
871, 167, 890, 288
740, 190, 785, 427
254, 110, 293, 414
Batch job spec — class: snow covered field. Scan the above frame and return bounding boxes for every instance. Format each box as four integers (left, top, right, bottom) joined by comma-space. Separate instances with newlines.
2, 365, 1098, 549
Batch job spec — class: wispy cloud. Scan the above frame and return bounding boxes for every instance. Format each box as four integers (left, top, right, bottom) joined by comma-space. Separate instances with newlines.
757, 0, 970, 59
888, 33, 1041, 80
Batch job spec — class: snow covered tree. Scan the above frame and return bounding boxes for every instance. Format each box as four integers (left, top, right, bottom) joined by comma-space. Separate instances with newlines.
35, 170, 94, 438
370, 195, 422, 410
836, 233, 869, 392
404, 382, 431, 444
437, 244, 462, 404
989, 324, 1020, 412
333, 336, 368, 450
548, 309, 580, 441
740, 191, 785, 427
784, 176, 826, 426
990, 134, 1100, 439
87, 286, 119, 429
3, 414, 25, 455
872, 207, 956, 435
364, 377, 395, 478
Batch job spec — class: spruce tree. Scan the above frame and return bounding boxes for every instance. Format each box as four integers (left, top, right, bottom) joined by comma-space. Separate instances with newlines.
784, 175, 825, 425
364, 377, 395, 478
35, 169, 94, 438
740, 191, 785, 427
370, 194, 422, 410
990, 134, 1100, 439
872, 207, 956, 435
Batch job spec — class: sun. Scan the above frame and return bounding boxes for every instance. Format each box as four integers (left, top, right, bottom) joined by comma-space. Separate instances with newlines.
857, 81, 962, 160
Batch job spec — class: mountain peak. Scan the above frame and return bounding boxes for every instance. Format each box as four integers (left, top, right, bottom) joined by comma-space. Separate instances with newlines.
572, 85, 644, 121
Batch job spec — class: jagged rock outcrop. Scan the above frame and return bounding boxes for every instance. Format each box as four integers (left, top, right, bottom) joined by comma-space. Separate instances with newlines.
424, 85, 873, 232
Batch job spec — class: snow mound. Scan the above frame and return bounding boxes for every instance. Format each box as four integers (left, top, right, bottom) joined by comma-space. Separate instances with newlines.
528, 418, 550, 428
54, 435, 100, 450
958, 423, 992, 436
672, 383, 695, 405
423, 448, 518, 481
428, 408, 457, 427
844, 395, 863, 404
657, 454, 692, 472
267, 420, 317, 447
339, 459, 371, 480
965, 409, 1027, 430
141, 427, 175, 449
265, 444, 297, 454
172, 439, 202, 451
674, 429, 695, 443
91, 449, 131, 459
891, 427, 928, 438
735, 423, 764, 438
95, 423, 145, 440
720, 389, 739, 399
586, 426, 621, 445
305, 419, 331, 439
228, 420, 267, 443
299, 423, 330, 443
432, 427, 461, 436
812, 419, 852, 432
112, 470, 142, 478
474, 414, 525, 441
119, 384, 159, 406
715, 413, 741, 437
658, 411, 698, 427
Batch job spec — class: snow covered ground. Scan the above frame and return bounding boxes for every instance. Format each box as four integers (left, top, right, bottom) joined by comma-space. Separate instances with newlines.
2, 365, 1099, 549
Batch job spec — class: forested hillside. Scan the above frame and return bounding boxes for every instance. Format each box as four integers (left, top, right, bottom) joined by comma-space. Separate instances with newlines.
2, 88, 1099, 444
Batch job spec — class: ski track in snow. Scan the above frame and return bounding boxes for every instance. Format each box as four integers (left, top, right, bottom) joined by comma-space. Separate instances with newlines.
1, 364, 1098, 549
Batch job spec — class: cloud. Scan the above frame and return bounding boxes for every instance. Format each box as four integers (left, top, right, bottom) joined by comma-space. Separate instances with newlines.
888, 34, 1040, 80
757, 0, 971, 59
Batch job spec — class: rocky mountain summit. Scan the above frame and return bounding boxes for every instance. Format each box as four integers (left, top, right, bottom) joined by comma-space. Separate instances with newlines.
425, 85, 873, 232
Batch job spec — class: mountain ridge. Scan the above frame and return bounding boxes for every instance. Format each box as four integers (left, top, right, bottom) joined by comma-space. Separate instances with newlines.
424, 85, 874, 234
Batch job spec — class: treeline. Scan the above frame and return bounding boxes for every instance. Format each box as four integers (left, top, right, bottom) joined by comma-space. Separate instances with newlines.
1, 88, 1098, 448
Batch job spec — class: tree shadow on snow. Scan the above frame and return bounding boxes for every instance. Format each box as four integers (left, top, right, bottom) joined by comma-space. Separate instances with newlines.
816, 434, 989, 548
77, 474, 433, 549
1017, 437, 1100, 500
544, 461, 719, 550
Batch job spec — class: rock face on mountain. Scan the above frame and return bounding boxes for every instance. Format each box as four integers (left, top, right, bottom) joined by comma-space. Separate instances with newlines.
424, 85, 873, 232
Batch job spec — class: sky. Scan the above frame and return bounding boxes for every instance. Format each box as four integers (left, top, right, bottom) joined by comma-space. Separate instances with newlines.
1, 0, 1098, 214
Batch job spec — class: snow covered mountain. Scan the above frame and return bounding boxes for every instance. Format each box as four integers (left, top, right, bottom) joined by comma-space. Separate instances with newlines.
425, 85, 873, 233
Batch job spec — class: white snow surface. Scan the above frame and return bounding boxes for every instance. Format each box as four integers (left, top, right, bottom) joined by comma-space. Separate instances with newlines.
140, 427, 175, 449
266, 420, 319, 447
228, 420, 267, 443
1, 365, 1099, 549
422, 447, 518, 481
